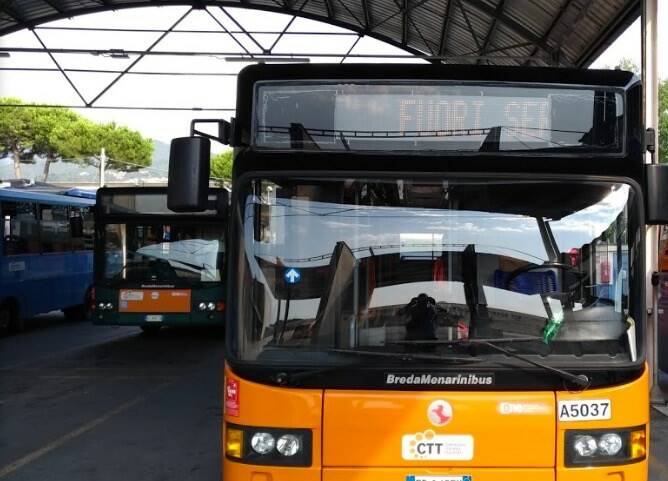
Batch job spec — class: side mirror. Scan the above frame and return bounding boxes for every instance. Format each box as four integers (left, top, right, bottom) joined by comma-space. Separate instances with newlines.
168, 136, 211, 212
646, 164, 668, 224
215, 190, 230, 219
70, 216, 84, 238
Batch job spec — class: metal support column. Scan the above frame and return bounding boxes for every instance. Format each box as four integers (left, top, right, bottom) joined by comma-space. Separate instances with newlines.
641, 0, 666, 407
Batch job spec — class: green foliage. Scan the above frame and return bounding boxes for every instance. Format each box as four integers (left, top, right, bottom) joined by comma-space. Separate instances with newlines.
211, 150, 233, 180
0, 98, 154, 179
0, 98, 38, 177
94, 122, 153, 170
660, 78, 668, 164
615, 57, 640, 75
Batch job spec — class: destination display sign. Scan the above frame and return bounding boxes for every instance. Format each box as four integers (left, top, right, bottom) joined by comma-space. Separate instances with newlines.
254, 82, 623, 153
335, 93, 551, 140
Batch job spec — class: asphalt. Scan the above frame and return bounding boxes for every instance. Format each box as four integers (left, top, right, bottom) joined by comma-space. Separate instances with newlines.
0, 314, 667, 481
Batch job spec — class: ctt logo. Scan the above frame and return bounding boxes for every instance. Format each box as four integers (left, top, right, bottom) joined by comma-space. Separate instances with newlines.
402, 430, 474, 461
427, 399, 453, 426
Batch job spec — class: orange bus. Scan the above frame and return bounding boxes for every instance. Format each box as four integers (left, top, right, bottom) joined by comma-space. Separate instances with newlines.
168, 64, 668, 481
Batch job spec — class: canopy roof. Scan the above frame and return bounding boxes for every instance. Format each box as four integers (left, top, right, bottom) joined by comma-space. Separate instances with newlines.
0, 0, 639, 67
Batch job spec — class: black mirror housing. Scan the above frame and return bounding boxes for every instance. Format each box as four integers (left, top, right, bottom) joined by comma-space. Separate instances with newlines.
646, 163, 668, 224
168, 136, 211, 212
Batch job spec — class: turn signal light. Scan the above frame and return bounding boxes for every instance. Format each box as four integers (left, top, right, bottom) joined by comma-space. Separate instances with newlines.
225, 426, 244, 459
630, 428, 646, 459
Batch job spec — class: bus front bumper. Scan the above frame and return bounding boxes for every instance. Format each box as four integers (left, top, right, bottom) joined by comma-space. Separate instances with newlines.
223, 463, 648, 481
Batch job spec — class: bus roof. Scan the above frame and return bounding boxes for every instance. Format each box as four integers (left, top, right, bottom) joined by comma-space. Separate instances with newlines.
0, 186, 96, 207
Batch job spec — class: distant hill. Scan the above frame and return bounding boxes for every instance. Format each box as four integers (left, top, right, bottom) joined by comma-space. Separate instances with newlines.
0, 139, 171, 185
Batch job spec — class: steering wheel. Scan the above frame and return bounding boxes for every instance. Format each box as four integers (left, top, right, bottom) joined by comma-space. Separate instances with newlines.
505, 262, 583, 291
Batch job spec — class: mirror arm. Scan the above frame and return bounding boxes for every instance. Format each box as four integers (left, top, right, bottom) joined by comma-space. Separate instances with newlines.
189, 119, 234, 145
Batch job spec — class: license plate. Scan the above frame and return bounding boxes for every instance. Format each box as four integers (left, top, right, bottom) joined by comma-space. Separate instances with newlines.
558, 399, 611, 421
145, 314, 163, 323
407, 477, 471, 481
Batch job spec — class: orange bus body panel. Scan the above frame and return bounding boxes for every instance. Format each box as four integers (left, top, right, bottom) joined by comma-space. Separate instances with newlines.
323, 390, 554, 467
555, 367, 649, 481
223, 365, 649, 480
118, 288, 191, 313
322, 468, 554, 481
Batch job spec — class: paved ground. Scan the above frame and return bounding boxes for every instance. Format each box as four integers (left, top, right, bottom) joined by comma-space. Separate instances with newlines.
0, 314, 224, 481
0, 314, 667, 480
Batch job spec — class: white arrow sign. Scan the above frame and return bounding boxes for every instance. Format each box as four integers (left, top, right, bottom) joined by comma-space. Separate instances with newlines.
284, 268, 301, 284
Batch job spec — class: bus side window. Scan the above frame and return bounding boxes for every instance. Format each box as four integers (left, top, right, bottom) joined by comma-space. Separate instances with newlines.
2, 201, 40, 255
40, 204, 71, 253
71, 206, 95, 251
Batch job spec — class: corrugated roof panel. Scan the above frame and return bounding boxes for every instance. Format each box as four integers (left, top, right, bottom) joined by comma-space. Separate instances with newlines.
0, 0, 641, 67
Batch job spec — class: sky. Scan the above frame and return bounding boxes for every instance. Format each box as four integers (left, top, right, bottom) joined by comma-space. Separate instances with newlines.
0, 3, 666, 147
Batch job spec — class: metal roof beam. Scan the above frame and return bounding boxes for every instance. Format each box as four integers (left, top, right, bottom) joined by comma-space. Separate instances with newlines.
402, 0, 408, 45
31, 29, 88, 106
208, 7, 260, 55
439, 0, 454, 56
576, 0, 639, 67
324, 0, 335, 19
334, 0, 365, 29
0, 67, 239, 76
0, 46, 543, 62
41, 0, 66, 15
361, 0, 371, 30
267, 15, 296, 52
0, 103, 235, 111
461, 0, 556, 58
476, 0, 505, 64
370, 0, 432, 31
340, 34, 361, 63
2, 2, 33, 29
458, 0, 482, 52
88, 7, 193, 106
523, 0, 577, 66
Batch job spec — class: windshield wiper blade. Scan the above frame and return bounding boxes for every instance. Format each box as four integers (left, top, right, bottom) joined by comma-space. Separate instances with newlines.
391, 337, 589, 388
475, 341, 590, 388
328, 348, 482, 364
390, 336, 542, 346
272, 348, 482, 386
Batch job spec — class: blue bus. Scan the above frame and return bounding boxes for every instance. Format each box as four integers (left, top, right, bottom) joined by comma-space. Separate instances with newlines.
0, 185, 95, 334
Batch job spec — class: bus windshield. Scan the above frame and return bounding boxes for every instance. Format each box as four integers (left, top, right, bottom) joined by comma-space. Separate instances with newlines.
253, 82, 624, 153
233, 177, 638, 365
102, 223, 224, 285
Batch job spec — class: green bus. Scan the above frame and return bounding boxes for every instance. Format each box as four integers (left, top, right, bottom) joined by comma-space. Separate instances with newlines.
91, 187, 228, 333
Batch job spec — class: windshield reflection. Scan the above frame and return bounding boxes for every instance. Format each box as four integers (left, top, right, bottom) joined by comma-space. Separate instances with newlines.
103, 223, 225, 284
234, 178, 636, 364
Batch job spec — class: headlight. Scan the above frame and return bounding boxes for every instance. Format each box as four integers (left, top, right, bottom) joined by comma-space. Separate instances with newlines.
573, 435, 598, 457
198, 302, 207, 311
598, 433, 623, 456
565, 426, 646, 467
105, 302, 114, 310
97, 302, 105, 310
250, 432, 275, 454
276, 434, 301, 456
207, 302, 216, 311
224, 424, 311, 466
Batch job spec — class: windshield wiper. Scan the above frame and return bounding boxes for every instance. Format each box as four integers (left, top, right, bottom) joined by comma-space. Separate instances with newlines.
328, 348, 482, 364
272, 348, 482, 386
473, 340, 590, 388
393, 337, 590, 388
